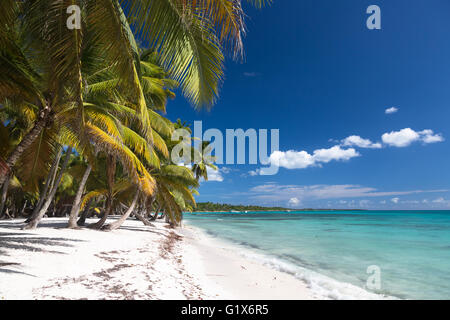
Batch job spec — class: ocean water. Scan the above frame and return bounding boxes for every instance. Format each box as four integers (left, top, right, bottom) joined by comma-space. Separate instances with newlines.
184, 210, 450, 300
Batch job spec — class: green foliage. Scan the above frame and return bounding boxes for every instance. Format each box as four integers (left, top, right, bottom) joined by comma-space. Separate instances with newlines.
194, 202, 297, 212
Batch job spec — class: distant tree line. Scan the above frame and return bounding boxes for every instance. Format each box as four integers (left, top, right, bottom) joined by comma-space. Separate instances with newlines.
193, 202, 296, 212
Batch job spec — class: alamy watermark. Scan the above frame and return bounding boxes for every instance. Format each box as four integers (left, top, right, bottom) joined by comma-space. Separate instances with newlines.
66, 5, 81, 30
366, 5, 381, 30
366, 265, 381, 291
171, 121, 280, 175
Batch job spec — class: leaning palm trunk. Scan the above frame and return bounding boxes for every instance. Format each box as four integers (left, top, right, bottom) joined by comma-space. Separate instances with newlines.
25, 147, 62, 223
90, 155, 115, 229
89, 198, 112, 229
150, 204, 162, 221
67, 164, 92, 228
135, 212, 155, 226
0, 172, 12, 219
77, 199, 93, 226
23, 147, 73, 229
0, 107, 51, 185
102, 192, 139, 231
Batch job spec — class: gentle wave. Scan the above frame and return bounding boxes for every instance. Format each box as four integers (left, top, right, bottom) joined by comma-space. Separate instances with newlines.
189, 223, 396, 300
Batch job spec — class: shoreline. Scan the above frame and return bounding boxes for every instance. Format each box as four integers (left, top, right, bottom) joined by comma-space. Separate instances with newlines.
181, 223, 316, 300
182, 221, 393, 300
1, 217, 386, 300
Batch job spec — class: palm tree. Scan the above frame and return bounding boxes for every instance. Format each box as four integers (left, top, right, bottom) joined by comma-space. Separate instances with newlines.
0, 0, 269, 228
0, 0, 268, 184
192, 141, 218, 181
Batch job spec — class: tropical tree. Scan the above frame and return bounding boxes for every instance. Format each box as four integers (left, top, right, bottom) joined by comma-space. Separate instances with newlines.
192, 141, 218, 181
0, 0, 269, 229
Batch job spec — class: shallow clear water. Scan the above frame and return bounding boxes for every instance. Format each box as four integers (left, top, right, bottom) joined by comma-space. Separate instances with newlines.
184, 210, 450, 299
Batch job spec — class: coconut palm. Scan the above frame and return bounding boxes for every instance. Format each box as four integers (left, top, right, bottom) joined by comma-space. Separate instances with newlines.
192, 141, 218, 181
0, 0, 268, 184
0, 0, 269, 229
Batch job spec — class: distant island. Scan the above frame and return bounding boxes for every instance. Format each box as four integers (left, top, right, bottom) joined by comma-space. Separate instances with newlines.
192, 202, 367, 212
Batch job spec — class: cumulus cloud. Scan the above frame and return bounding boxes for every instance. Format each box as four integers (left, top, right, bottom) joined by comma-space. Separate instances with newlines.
420, 129, 445, 144
385, 107, 399, 114
313, 146, 360, 163
248, 127, 443, 175
382, 128, 444, 147
382, 128, 419, 147
207, 167, 224, 182
341, 135, 382, 149
288, 197, 300, 206
248, 169, 260, 176
267, 146, 359, 170
391, 197, 400, 204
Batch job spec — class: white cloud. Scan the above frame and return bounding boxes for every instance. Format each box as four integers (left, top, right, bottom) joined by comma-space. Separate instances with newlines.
288, 197, 300, 206
385, 107, 399, 114
246, 183, 447, 203
221, 167, 232, 174
431, 197, 450, 206
312, 146, 360, 163
419, 129, 444, 144
206, 167, 224, 182
359, 200, 371, 207
391, 197, 400, 204
381, 128, 444, 147
248, 170, 259, 176
268, 146, 359, 170
382, 128, 420, 147
341, 135, 382, 149
269, 150, 315, 169
251, 127, 443, 175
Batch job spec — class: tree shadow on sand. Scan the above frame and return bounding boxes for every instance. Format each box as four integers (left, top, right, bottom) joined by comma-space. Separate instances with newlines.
0, 220, 71, 229
118, 226, 167, 237
0, 228, 87, 278
0, 231, 85, 257
0, 265, 37, 277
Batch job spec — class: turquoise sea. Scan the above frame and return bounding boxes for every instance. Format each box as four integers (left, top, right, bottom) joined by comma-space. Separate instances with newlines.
184, 210, 450, 300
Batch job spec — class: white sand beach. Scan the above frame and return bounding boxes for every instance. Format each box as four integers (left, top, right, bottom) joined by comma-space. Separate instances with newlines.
0, 218, 315, 300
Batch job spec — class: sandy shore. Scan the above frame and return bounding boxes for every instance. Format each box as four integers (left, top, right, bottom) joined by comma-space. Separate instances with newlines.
181, 224, 315, 300
0, 217, 315, 300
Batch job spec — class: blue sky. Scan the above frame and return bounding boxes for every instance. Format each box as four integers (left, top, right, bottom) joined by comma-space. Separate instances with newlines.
165, 0, 450, 209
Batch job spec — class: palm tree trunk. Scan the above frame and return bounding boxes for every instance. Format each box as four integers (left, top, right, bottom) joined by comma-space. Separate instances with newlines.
67, 164, 92, 228
102, 192, 139, 231
0, 172, 12, 219
20, 200, 28, 217
23, 147, 73, 230
25, 147, 62, 223
89, 197, 111, 229
150, 204, 162, 221
135, 212, 155, 226
77, 199, 93, 226
90, 155, 115, 230
0, 107, 51, 185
